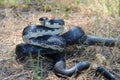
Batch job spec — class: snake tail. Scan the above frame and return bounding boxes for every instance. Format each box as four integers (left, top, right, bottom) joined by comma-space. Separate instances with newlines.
97, 66, 118, 80
82, 35, 119, 47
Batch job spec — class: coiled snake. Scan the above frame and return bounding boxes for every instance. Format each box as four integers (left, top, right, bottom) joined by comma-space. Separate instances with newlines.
15, 17, 119, 80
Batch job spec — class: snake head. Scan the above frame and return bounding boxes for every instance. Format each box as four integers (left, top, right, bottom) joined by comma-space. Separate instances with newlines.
45, 18, 65, 28
39, 17, 48, 25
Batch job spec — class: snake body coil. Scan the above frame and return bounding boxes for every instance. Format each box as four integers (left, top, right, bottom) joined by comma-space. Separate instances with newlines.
22, 18, 65, 51
15, 17, 119, 80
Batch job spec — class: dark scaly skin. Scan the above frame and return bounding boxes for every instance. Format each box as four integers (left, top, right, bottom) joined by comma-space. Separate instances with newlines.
97, 66, 118, 80
62, 26, 85, 45
15, 26, 119, 80
52, 53, 91, 77
22, 24, 65, 51
62, 27, 119, 47
15, 43, 59, 61
82, 35, 119, 47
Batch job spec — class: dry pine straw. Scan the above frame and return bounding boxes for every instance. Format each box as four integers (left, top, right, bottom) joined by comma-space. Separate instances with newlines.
0, 4, 120, 80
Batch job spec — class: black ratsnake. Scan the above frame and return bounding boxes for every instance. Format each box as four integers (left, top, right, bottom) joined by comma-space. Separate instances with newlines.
15, 17, 119, 80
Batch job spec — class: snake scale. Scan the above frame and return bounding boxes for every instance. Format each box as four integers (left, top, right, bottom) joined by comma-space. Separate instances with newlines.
15, 17, 119, 80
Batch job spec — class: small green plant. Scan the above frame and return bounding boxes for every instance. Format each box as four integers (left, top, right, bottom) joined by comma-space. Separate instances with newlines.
63, 11, 70, 17
0, 0, 18, 7
29, 52, 43, 80
82, 0, 88, 6
74, 0, 80, 6
0, 0, 7, 5
93, 0, 97, 7
43, 4, 52, 12
9, 0, 17, 5
24, 0, 31, 4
